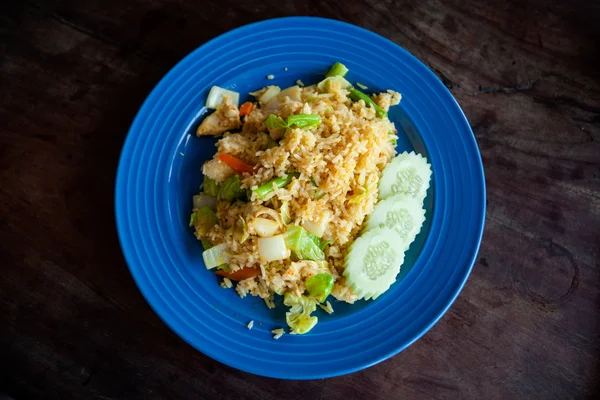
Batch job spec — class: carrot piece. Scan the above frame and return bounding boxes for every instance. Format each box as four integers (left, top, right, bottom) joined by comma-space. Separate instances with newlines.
239, 102, 253, 117
215, 266, 260, 281
218, 153, 254, 174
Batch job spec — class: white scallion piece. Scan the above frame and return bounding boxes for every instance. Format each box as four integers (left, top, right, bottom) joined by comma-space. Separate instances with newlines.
206, 85, 240, 109
249, 218, 280, 237
202, 243, 231, 269
258, 235, 289, 262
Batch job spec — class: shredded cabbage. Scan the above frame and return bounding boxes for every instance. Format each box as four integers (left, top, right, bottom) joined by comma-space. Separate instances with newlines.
236, 216, 249, 244
306, 273, 334, 303
202, 177, 220, 197
264, 114, 288, 129
218, 175, 246, 202
202, 243, 231, 269
304, 231, 330, 250
283, 225, 325, 261
280, 201, 291, 225
348, 185, 369, 204
284, 293, 318, 334
189, 206, 218, 235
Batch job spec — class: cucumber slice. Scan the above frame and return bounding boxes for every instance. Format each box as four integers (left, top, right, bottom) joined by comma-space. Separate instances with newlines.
343, 227, 405, 300
378, 151, 432, 202
364, 193, 426, 251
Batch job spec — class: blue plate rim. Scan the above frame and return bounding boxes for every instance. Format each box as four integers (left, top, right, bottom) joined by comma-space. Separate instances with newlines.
115, 16, 486, 379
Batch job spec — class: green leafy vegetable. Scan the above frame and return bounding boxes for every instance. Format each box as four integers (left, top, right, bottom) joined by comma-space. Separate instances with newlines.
287, 114, 321, 129
236, 216, 250, 244
283, 225, 325, 261
264, 114, 288, 129
348, 186, 369, 204
218, 175, 247, 202
252, 172, 300, 200
203, 177, 220, 197
200, 238, 213, 250
309, 177, 325, 199
189, 206, 218, 235
306, 273, 334, 302
305, 230, 331, 251
284, 293, 318, 334
325, 62, 349, 78
349, 88, 387, 118
320, 239, 332, 250
265, 114, 321, 131
305, 230, 322, 248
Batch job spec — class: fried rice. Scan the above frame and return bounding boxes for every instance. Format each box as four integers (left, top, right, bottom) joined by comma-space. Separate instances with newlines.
194, 80, 401, 306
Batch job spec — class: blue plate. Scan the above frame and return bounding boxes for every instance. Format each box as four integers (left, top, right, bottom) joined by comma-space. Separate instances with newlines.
115, 17, 485, 379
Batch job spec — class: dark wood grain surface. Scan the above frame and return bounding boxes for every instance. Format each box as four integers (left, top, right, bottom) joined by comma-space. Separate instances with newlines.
1, 0, 599, 398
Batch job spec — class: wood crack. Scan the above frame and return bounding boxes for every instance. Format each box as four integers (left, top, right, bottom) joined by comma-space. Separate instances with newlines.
476, 80, 537, 95
533, 95, 600, 115
430, 65, 459, 89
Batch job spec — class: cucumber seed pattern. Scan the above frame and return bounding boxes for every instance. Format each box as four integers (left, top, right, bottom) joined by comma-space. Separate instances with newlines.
384, 208, 414, 239
364, 242, 396, 280
391, 167, 422, 198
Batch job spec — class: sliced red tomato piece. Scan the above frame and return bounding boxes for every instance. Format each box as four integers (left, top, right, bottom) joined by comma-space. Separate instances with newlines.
215, 266, 260, 281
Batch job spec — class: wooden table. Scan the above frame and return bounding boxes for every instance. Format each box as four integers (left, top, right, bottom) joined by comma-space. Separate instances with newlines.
1, 0, 599, 398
